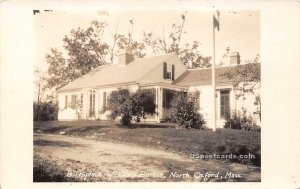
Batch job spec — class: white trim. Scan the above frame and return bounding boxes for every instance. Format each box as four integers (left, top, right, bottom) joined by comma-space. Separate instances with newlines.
140, 83, 188, 91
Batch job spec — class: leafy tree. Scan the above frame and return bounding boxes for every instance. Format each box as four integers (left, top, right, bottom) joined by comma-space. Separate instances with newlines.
143, 13, 211, 68
107, 89, 156, 126
44, 13, 212, 92
46, 21, 110, 90
170, 92, 205, 129
34, 67, 47, 103
46, 48, 70, 89
115, 33, 146, 59
45, 20, 146, 90
34, 67, 47, 121
63, 21, 109, 74
113, 19, 146, 59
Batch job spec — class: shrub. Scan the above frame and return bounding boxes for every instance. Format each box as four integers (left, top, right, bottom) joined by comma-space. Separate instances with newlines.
33, 101, 58, 121
107, 89, 132, 125
170, 92, 205, 129
225, 111, 260, 131
107, 88, 156, 126
132, 89, 156, 121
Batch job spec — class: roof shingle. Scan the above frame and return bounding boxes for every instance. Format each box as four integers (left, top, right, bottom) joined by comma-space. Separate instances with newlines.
174, 63, 261, 86
58, 53, 176, 91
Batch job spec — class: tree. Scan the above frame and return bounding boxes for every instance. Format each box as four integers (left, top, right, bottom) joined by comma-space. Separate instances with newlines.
46, 21, 110, 90
170, 92, 205, 129
45, 20, 146, 91
107, 89, 156, 126
34, 67, 46, 103
115, 33, 146, 59
34, 67, 47, 121
143, 13, 211, 68
34, 66, 59, 121
45, 13, 212, 92
63, 21, 109, 73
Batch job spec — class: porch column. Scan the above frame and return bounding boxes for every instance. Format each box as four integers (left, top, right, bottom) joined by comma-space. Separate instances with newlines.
155, 87, 159, 122
159, 87, 163, 121
86, 90, 89, 119
216, 90, 220, 120
95, 90, 99, 119
230, 88, 235, 118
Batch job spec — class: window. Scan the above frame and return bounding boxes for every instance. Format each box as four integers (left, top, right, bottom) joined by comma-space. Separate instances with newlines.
102, 91, 107, 111
71, 95, 77, 109
163, 63, 175, 80
166, 71, 171, 79
80, 94, 83, 108
89, 90, 96, 117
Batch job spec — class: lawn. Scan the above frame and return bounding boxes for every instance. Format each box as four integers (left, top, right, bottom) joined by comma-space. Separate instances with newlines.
34, 121, 261, 167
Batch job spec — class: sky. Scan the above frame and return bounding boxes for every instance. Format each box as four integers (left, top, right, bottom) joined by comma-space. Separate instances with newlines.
34, 10, 260, 71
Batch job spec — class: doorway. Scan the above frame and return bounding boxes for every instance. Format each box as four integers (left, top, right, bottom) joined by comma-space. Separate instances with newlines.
220, 90, 230, 120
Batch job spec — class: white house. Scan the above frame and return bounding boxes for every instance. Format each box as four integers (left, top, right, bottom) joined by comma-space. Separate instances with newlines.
57, 49, 260, 128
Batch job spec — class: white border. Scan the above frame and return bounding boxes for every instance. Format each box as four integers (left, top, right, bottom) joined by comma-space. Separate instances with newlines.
0, 0, 299, 189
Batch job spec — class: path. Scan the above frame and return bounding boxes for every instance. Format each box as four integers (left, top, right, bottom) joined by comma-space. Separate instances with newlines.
34, 134, 260, 182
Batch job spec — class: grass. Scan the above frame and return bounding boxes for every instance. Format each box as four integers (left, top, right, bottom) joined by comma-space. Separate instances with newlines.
33, 154, 79, 182
34, 121, 261, 167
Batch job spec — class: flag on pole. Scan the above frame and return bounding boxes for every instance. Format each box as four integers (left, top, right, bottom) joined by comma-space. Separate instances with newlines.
213, 10, 220, 31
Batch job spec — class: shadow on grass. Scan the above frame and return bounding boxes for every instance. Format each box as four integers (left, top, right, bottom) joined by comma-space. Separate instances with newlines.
39, 126, 72, 133
127, 123, 176, 129
34, 139, 86, 147
35, 125, 111, 134
67, 125, 110, 133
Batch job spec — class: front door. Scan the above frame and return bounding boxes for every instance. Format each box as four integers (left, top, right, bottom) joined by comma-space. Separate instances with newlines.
220, 90, 230, 120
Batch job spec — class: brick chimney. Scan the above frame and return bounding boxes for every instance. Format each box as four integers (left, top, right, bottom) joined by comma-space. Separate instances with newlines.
118, 49, 134, 65
230, 51, 240, 65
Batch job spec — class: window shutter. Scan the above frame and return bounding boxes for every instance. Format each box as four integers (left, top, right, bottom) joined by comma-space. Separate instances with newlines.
171, 64, 175, 80
89, 93, 92, 112
64, 95, 68, 108
71, 95, 76, 109
163, 62, 167, 79
80, 94, 83, 108
103, 92, 106, 110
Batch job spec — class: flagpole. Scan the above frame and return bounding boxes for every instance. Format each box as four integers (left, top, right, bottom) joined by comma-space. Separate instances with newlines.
212, 9, 217, 132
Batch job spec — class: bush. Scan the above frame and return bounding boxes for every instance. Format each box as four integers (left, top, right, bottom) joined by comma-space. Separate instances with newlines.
225, 111, 260, 131
132, 89, 156, 121
33, 101, 58, 121
107, 88, 156, 126
170, 92, 205, 129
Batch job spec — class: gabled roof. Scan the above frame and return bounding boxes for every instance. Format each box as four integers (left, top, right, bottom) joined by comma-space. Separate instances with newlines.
174, 63, 261, 86
58, 53, 177, 91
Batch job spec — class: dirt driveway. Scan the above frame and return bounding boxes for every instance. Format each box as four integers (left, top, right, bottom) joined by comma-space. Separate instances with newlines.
34, 134, 260, 182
